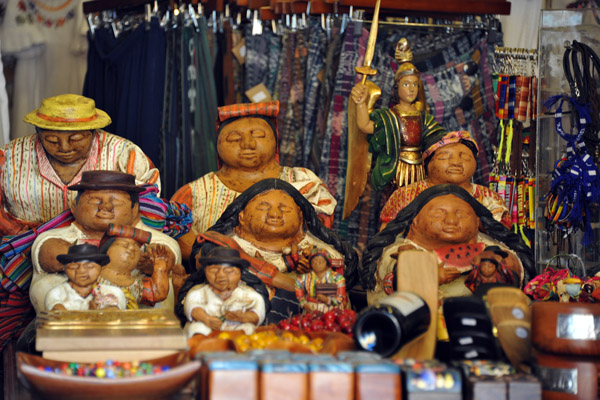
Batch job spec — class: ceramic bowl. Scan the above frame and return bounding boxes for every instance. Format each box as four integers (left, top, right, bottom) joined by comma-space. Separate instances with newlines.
17, 351, 201, 400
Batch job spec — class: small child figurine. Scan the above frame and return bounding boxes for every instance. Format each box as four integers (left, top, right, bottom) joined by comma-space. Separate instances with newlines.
45, 244, 127, 311
99, 224, 186, 309
465, 246, 520, 293
295, 249, 347, 312
183, 247, 266, 338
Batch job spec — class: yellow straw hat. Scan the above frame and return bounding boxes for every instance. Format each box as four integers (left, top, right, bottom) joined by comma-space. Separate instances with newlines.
23, 94, 112, 131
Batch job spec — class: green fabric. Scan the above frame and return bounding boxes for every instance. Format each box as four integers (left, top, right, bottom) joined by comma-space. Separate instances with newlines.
367, 109, 445, 191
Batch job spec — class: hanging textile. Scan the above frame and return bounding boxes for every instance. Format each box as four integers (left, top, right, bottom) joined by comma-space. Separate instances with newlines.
83, 17, 166, 171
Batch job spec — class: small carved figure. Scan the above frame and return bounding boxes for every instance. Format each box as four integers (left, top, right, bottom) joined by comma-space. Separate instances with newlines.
183, 247, 267, 337
350, 39, 446, 191
45, 244, 126, 311
98, 224, 185, 309
295, 249, 347, 312
464, 246, 521, 293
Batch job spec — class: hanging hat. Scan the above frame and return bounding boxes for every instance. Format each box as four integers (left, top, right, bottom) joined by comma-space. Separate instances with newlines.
422, 130, 479, 161
197, 247, 250, 269
57, 244, 110, 266
23, 94, 112, 131
68, 171, 144, 193
216, 101, 279, 131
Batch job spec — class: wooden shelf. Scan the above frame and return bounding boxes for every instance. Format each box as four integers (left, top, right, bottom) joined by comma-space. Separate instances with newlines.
337, 0, 511, 15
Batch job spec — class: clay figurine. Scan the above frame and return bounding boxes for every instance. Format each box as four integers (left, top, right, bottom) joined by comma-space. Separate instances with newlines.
45, 244, 126, 311
295, 249, 348, 312
183, 247, 267, 337
30, 170, 181, 313
171, 101, 337, 259
360, 184, 533, 306
181, 178, 358, 324
98, 224, 185, 309
464, 246, 521, 293
0, 94, 159, 236
379, 130, 510, 230
350, 38, 445, 191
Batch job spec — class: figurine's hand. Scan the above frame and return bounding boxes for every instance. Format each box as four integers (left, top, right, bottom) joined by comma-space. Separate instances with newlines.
225, 310, 260, 325
316, 294, 329, 304
438, 265, 462, 285
351, 84, 369, 105
147, 244, 175, 266
206, 316, 223, 331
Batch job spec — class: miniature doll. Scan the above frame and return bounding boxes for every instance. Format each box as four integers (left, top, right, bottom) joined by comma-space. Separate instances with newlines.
295, 249, 347, 312
183, 247, 267, 338
464, 246, 521, 293
45, 244, 127, 311
98, 224, 186, 309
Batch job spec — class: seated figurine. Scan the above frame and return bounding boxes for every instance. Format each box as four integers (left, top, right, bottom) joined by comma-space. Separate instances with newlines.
295, 249, 348, 312
464, 246, 521, 293
45, 244, 126, 311
183, 178, 358, 323
361, 184, 533, 306
30, 170, 181, 313
171, 101, 337, 259
98, 224, 185, 309
379, 131, 510, 230
183, 247, 268, 338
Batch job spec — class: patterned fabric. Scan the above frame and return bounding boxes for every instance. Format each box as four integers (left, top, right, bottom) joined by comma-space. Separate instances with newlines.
379, 180, 510, 226
103, 224, 152, 245
422, 130, 478, 160
0, 130, 158, 233
294, 269, 346, 308
515, 76, 531, 122
217, 101, 279, 127
171, 167, 336, 234
98, 276, 144, 309
0, 289, 33, 351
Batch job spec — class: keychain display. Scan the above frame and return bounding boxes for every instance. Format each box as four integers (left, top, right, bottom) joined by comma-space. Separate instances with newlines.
490, 47, 538, 246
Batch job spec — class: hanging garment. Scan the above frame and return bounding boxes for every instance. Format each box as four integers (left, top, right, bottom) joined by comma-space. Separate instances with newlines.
83, 17, 166, 170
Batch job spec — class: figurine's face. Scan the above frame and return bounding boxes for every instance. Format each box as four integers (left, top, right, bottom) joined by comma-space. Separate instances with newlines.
204, 263, 241, 295
72, 190, 138, 233
397, 75, 420, 104
427, 143, 477, 186
39, 130, 94, 164
106, 238, 141, 272
64, 261, 102, 288
480, 260, 497, 278
217, 117, 277, 169
238, 189, 302, 240
412, 195, 480, 245
310, 255, 329, 274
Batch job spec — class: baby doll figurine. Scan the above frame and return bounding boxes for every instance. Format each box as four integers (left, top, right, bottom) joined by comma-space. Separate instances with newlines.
183, 247, 267, 338
295, 249, 347, 312
98, 224, 185, 309
45, 244, 127, 311
464, 246, 521, 293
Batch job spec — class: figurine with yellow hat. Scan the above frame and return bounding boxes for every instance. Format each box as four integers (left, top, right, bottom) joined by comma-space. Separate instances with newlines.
0, 94, 160, 236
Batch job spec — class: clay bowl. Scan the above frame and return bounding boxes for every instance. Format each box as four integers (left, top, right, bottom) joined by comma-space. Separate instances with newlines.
531, 301, 600, 356
17, 351, 201, 400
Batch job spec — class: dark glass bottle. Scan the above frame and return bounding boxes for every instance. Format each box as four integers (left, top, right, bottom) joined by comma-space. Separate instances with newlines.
352, 291, 430, 357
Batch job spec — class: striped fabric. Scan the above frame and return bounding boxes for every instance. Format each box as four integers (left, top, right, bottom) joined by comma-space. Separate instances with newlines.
0, 289, 33, 351
216, 101, 280, 127
495, 74, 509, 119
103, 223, 152, 245
530, 76, 538, 120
